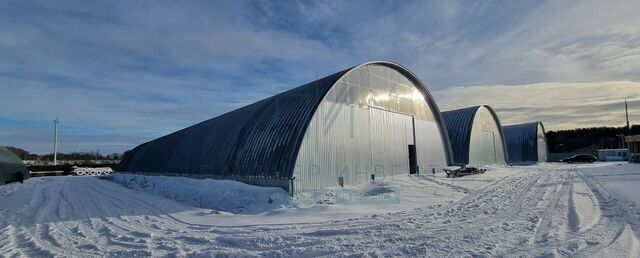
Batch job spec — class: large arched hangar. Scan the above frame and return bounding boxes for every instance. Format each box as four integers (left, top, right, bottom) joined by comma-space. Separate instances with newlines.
119, 61, 453, 194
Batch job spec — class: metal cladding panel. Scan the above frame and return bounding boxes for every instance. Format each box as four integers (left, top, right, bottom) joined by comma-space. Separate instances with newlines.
293, 63, 450, 192
370, 108, 413, 178
0, 146, 30, 185
120, 71, 347, 182
468, 106, 507, 166
537, 123, 548, 162
503, 122, 547, 162
442, 106, 480, 165
293, 103, 415, 192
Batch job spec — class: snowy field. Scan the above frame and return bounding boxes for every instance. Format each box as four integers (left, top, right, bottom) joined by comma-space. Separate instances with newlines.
1, 163, 639, 257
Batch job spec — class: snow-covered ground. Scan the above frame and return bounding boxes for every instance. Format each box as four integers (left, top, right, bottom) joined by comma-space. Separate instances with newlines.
0, 163, 639, 257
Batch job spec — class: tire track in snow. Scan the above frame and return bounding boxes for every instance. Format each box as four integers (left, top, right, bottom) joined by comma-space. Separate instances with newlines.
80, 178, 225, 255
412, 175, 473, 194
567, 178, 581, 233
570, 169, 628, 256
23, 180, 103, 257
532, 169, 573, 244
0, 169, 575, 256
1, 165, 637, 257
208, 168, 555, 256
510, 167, 627, 257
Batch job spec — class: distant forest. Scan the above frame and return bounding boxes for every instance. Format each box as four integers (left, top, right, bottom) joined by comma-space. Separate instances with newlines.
546, 125, 640, 153
3, 146, 121, 162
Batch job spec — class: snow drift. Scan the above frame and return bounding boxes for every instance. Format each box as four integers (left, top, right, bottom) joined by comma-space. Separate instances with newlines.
110, 173, 293, 215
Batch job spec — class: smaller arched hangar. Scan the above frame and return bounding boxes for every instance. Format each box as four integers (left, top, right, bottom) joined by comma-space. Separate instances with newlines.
442, 105, 508, 167
0, 146, 30, 185
502, 122, 548, 163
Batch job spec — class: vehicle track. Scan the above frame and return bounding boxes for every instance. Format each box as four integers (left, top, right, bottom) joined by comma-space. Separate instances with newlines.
0, 165, 637, 257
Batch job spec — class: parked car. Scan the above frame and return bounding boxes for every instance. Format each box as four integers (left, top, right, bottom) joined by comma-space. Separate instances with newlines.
561, 154, 597, 163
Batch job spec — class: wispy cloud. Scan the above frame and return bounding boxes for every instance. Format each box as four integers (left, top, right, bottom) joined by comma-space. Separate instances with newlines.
434, 81, 640, 130
0, 0, 639, 153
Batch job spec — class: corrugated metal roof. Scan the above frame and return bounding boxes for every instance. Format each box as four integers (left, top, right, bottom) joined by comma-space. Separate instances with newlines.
441, 105, 509, 165
442, 106, 480, 165
119, 70, 346, 180
503, 122, 543, 162
119, 61, 454, 187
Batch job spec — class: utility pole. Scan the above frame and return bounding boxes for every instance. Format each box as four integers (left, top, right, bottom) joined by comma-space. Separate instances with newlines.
624, 98, 630, 149
53, 118, 59, 165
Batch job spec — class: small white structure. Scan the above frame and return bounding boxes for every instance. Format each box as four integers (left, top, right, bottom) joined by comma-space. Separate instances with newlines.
597, 149, 630, 161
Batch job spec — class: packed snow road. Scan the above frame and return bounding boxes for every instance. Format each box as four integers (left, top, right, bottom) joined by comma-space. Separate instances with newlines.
0, 163, 639, 257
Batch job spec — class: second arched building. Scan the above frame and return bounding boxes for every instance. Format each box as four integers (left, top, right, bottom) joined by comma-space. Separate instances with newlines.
442, 105, 508, 167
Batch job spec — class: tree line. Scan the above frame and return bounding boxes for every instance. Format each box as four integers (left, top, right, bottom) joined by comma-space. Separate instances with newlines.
3, 146, 121, 162
546, 124, 639, 153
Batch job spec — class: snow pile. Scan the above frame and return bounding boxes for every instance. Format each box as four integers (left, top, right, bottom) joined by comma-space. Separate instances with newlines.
106, 166, 525, 225
108, 172, 474, 225
74, 167, 113, 176
295, 178, 399, 206
110, 174, 293, 214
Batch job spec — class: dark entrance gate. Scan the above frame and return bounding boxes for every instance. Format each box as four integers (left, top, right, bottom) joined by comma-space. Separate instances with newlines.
408, 144, 417, 174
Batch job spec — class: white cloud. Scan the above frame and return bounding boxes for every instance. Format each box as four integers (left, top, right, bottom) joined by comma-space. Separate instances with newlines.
266, 0, 640, 90
434, 81, 640, 130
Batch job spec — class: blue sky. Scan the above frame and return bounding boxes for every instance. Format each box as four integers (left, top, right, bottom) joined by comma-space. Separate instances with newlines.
1, 0, 639, 154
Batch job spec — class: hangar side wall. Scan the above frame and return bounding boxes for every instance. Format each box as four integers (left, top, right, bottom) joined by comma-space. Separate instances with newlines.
537, 123, 548, 162
468, 106, 507, 166
293, 64, 448, 192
